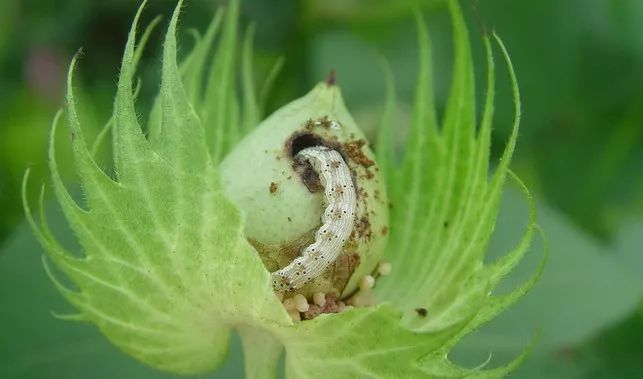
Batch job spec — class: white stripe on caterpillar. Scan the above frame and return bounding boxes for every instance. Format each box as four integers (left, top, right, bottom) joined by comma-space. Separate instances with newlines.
272, 145, 356, 293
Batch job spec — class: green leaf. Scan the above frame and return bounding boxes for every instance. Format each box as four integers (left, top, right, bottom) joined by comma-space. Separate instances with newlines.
456, 190, 642, 359
273, 302, 533, 379
0, 202, 245, 379
147, 7, 223, 146
276, 305, 464, 378
613, 219, 643, 289
453, 193, 642, 379
23, 1, 289, 375
376, 0, 530, 336
375, 57, 397, 186
241, 23, 260, 134
201, 0, 240, 162
258, 56, 285, 119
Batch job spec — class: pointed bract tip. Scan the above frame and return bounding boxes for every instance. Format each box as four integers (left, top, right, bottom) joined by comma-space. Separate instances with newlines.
325, 69, 336, 86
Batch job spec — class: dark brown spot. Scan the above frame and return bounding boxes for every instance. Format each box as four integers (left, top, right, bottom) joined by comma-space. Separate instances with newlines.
355, 216, 372, 240
381, 226, 388, 236
415, 308, 427, 317
301, 294, 344, 320
343, 139, 374, 168
325, 69, 336, 86
305, 119, 318, 131
319, 116, 334, 129
269, 182, 278, 194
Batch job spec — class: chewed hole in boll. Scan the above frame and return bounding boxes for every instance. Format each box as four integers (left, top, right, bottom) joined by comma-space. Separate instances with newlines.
272, 118, 390, 321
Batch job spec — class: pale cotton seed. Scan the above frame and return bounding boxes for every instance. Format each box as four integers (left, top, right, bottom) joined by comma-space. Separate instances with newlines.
378, 262, 392, 276
360, 275, 375, 290
294, 294, 310, 312
288, 309, 301, 322
349, 291, 375, 307
313, 292, 326, 307
282, 297, 296, 311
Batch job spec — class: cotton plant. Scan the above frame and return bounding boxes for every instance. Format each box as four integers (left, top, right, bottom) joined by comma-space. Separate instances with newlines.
22, 0, 543, 377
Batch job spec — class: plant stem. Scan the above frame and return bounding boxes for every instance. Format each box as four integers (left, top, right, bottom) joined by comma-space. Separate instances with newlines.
239, 326, 283, 379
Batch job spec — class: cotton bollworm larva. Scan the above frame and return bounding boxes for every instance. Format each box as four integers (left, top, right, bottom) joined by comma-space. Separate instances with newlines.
272, 145, 356, 292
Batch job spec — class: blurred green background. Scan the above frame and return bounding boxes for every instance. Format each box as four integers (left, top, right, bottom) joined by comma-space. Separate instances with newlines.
1, 0, 641, 378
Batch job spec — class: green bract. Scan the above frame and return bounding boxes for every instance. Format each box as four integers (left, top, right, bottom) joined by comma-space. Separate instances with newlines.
22, 0, 543, 377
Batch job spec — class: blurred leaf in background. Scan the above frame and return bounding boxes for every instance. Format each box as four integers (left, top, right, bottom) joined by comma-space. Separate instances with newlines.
452, 188, 643, 377
477, 0, 643, 238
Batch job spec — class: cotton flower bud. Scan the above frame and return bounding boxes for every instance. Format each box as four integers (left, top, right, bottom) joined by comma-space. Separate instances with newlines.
220, 81, 389, 300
